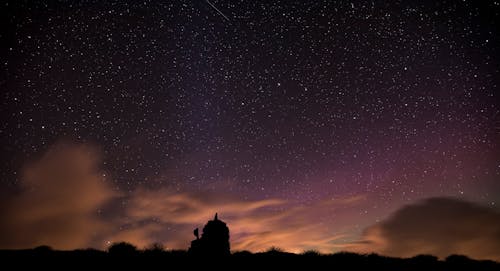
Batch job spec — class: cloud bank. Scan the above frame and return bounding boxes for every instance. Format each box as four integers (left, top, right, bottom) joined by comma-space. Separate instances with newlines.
0, 143, 362, 252
349, 197, 500, 261
0, 143, 118, 249
2, 143, 499, 262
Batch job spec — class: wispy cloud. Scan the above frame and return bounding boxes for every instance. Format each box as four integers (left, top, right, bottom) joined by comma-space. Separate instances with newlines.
117, 189, 365, 252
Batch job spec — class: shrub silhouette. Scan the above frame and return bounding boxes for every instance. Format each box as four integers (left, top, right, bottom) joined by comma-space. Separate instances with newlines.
261, 246, 295, 257
189, 213, 230, 256
446, 254, 472, 263
232, 250, 252, 257
108, 242, 137, 256
266, 246, 284, 253
145, 242, 164, 252
34, 245, 52, 252
301, 250, 321, 256
143, 242, 165, 257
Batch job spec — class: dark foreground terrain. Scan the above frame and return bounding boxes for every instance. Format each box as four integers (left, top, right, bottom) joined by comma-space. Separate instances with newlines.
1, 246, 498, 271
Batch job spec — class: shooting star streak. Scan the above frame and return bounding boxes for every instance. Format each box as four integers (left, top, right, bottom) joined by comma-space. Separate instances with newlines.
206, 0, 230, 21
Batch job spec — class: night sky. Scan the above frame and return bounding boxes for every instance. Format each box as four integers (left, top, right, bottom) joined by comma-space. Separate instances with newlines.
1, 0, 500, 260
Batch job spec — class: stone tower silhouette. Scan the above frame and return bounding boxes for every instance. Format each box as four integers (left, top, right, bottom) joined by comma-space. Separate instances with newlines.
189, 213, 230, 255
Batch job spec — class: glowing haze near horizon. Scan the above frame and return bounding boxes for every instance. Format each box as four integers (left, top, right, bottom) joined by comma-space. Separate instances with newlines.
1, 0, 500, 261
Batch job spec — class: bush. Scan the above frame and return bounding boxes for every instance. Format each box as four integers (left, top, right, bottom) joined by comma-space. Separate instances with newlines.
108, 242, 137, 255
145, 242, 165, 252
302, 250, 321, 256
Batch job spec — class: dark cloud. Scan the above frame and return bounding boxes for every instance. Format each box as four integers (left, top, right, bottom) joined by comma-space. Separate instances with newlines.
350, 197, 500, 261
0, 143, 119, 249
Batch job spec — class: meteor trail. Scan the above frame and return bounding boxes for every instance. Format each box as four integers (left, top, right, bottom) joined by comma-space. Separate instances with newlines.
206, 0, 230, 21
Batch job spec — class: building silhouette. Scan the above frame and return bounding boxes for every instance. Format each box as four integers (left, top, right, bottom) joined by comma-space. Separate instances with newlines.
189, 213, 230, 256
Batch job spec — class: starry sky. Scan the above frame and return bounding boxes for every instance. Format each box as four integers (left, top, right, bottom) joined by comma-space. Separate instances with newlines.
1, 0, 500, 260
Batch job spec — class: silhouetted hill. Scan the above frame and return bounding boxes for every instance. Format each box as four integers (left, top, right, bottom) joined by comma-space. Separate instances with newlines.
0, 247, 498, 271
